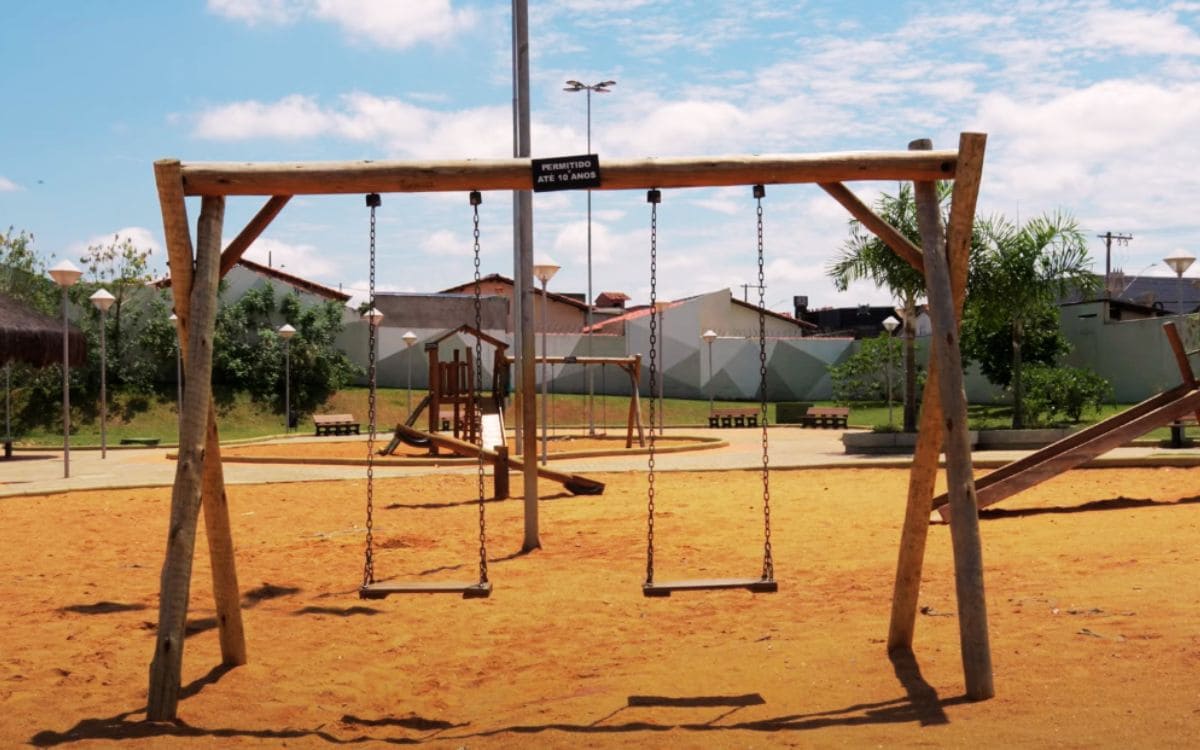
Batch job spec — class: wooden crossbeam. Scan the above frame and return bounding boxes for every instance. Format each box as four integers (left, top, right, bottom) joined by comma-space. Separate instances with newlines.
818, 182, 924, 274
171, 151, 960, 196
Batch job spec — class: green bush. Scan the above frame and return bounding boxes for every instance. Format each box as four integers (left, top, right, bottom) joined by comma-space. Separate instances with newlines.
1021, 364, 1113, 426
829, 334, 903, 404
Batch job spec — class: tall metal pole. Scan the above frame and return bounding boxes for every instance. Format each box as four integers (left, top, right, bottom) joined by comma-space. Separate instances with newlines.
50, 260, 82, 479
513, 0, 539, 551
540, 276, 550, 464
99, 308, 108, 458
89, 289, 115, 457
284, 339, 291, 433
707, 339, 715, 415
61, 286, 70, 478
565, 79, 615, 436
585, 88, 594, 436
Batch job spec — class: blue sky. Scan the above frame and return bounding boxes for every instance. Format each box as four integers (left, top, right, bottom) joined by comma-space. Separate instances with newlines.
3, 1, 1199, 312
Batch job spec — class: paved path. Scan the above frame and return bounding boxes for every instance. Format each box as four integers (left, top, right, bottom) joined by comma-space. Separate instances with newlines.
3, 427, 1198, 498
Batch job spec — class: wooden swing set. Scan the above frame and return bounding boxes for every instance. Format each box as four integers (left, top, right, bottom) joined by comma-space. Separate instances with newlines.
147, 133, 993, 721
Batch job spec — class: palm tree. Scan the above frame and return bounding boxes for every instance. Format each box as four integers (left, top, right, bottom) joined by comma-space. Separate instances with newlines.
828, 184, 951, 432
967, 211, 1098, 428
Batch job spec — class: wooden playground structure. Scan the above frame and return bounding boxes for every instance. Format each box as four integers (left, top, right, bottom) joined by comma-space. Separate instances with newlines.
150, 135, 1000, 721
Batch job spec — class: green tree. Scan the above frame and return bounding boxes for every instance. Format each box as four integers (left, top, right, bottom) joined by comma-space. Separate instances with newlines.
213, 285, 359, 416
828, 333, 905, 411
77, 235, 156, 388
828, 183, 951, 432
962, 212, 1099, 428
0, 226, 56, 311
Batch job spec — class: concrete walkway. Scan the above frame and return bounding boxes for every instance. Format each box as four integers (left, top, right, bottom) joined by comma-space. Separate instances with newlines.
3, 427, 1198, 498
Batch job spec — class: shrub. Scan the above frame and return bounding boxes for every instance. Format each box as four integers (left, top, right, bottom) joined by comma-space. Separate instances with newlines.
1021, 364, 1113, 426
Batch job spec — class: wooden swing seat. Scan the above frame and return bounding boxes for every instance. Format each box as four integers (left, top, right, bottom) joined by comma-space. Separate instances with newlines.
642, 577, 778, 597
359, 580, 492, 600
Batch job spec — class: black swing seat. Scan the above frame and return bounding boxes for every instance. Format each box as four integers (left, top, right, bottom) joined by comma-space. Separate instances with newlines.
360, 580, 492, 600
642, 577, 778, 597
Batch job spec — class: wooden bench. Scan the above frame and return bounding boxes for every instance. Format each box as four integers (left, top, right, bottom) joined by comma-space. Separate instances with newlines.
314, 413, 360, 436
119, 437, 161, 447
799, 406, 850, 429
709, 407, 760, 428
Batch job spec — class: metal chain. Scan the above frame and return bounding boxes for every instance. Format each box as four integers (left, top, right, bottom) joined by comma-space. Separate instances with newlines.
754, 184, 774, 581
645, 188, 661, 585
470, 190, 489, 586
363, 192, 381, 588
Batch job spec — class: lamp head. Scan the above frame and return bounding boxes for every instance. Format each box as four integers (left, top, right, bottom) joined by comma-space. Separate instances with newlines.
563, 80, 585, 91
278, 323, 296, 340
89, 288, 115, 312
882, 315, 901, 333
701, 329, 718, 344
48, 259, 82, 288
362, 308, 384, 327
402, 330, 418, 346
1164, 249, 1195, 276
532, 257, 560, 284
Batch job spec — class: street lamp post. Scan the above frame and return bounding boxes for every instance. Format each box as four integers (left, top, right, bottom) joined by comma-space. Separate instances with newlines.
533, 257, 560, 465
89, 288, 115, 458
564, 78, 615, 437
702, 329, 717, 417
278, 324, 296, 433
1164, 249, 1196, 316
402, 330, 418, 418
883, 315, 900, 430
169, 313, 182, 418
49, 260, 82, 478
363, 308, 384, 437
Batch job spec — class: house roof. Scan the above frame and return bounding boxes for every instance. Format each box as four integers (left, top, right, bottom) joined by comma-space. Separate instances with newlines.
0, 292, 87, 367
440, 273, 590, 311
155, 258, 351, 303
584, 296, 816, 333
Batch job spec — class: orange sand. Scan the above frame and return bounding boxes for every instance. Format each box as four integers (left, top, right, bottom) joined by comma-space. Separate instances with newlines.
2, 466, 1198, 747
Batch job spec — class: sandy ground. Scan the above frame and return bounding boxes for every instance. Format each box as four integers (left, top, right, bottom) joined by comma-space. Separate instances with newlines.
1, 464, 1198, 748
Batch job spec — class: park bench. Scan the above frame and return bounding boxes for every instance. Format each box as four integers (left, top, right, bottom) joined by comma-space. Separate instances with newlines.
709, 407, 760, 428
313, 413, 360, 436
2, 436, 11, 459
799, 406, 850, 429
119, 437, 161, 447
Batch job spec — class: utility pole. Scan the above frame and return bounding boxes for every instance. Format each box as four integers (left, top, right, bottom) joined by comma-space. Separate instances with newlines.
739, 282, 764, 302
1099, 231, 1132, 298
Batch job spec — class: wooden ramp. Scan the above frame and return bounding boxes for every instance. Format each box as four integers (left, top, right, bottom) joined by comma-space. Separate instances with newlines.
393, 424, 605, 496
934, 382, 1200, 519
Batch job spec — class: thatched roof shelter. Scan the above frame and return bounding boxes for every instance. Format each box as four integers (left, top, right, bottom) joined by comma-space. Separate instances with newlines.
0, 292, 87, 367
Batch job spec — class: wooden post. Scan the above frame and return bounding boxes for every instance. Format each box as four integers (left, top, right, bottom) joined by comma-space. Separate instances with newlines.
625, 355, 645, 449
910, 138, 993, 701
147, 195, 226, 720
219, 195, 291, 276
888, 133, 985, 651
494, 446, 510, 500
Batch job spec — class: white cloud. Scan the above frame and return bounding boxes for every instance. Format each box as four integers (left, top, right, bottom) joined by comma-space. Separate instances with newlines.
1079, 7, 1200, 56
193, 93, 509, 157
207, 0, 476, 49
420, 228, 473, 258
0, 176, 19, 192
309, 0, 476, 48
242, 236, 339, 279
72, 226, 163, 258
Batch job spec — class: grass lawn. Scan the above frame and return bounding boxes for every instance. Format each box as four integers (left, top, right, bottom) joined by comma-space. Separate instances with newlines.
9, 385, 1178, 447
